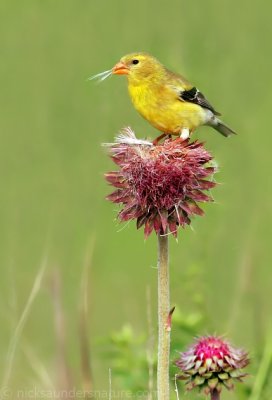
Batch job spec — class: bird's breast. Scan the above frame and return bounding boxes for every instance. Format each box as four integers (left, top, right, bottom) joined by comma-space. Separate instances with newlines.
128, 83, 168, 127
128, 84, 155, 114
127, 83, 207, 134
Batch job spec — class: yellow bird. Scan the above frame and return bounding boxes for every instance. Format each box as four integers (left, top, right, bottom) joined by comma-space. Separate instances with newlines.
90, 52, 236, 143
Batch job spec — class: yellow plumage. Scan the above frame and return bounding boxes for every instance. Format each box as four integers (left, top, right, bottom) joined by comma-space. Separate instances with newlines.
128, 80, 206, 134
92, 52, 236, 141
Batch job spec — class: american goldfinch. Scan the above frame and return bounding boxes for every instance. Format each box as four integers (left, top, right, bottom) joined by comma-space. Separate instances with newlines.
90, 52, 236, 142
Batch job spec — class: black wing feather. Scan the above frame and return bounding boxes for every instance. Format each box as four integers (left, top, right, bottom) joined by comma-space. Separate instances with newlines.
179, 87, 221, 116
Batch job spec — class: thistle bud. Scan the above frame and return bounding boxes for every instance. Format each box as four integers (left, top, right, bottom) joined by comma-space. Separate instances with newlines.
175, 336, 249, 397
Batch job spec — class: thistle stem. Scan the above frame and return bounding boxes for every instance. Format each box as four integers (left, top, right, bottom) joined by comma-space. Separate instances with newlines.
211, 388, 220, 400
157, 234, 170, 400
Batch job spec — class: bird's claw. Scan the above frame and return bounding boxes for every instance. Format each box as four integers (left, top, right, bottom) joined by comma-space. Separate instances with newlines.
180, 128, 190, 141
152, 133, 167, 146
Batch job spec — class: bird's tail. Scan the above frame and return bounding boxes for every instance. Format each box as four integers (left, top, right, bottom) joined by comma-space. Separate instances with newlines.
210, 117, 237, 137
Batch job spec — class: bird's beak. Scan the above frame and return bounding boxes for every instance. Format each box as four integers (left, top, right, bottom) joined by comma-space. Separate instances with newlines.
112, 61, 129, 75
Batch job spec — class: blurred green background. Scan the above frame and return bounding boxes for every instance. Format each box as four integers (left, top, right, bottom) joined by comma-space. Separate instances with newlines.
0, 0, 271, 398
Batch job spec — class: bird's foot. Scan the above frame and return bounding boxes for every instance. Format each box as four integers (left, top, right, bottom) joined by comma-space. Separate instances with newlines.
152, 132, 168, 146
180, 128, 190, 141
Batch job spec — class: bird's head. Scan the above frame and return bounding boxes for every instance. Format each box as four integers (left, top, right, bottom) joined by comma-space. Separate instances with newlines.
88, 52, 164, 84
112, 52, 164, 83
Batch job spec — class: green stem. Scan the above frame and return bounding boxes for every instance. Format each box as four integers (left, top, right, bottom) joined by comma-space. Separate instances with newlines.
249, 328, 272, 400
157, 234, 170, 400
211, 388, 220, 400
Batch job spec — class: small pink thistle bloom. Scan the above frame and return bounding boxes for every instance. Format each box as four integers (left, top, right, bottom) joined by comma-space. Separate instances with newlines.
175, 335, 249, 396
105, 128, 217, 238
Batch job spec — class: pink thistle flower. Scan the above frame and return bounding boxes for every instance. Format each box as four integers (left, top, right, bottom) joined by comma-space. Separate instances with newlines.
175, 335, 249, 396
105, 128, 217, 238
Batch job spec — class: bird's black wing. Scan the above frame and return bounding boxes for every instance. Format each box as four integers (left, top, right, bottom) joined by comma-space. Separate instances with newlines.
179, 87, 221, 116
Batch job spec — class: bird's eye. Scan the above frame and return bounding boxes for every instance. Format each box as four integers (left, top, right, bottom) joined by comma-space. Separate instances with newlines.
132, 59, 139, 65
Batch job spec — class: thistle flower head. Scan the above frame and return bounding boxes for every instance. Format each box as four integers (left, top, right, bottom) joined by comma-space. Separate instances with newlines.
105, 128, 217, 238
175, 335, 249, 396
